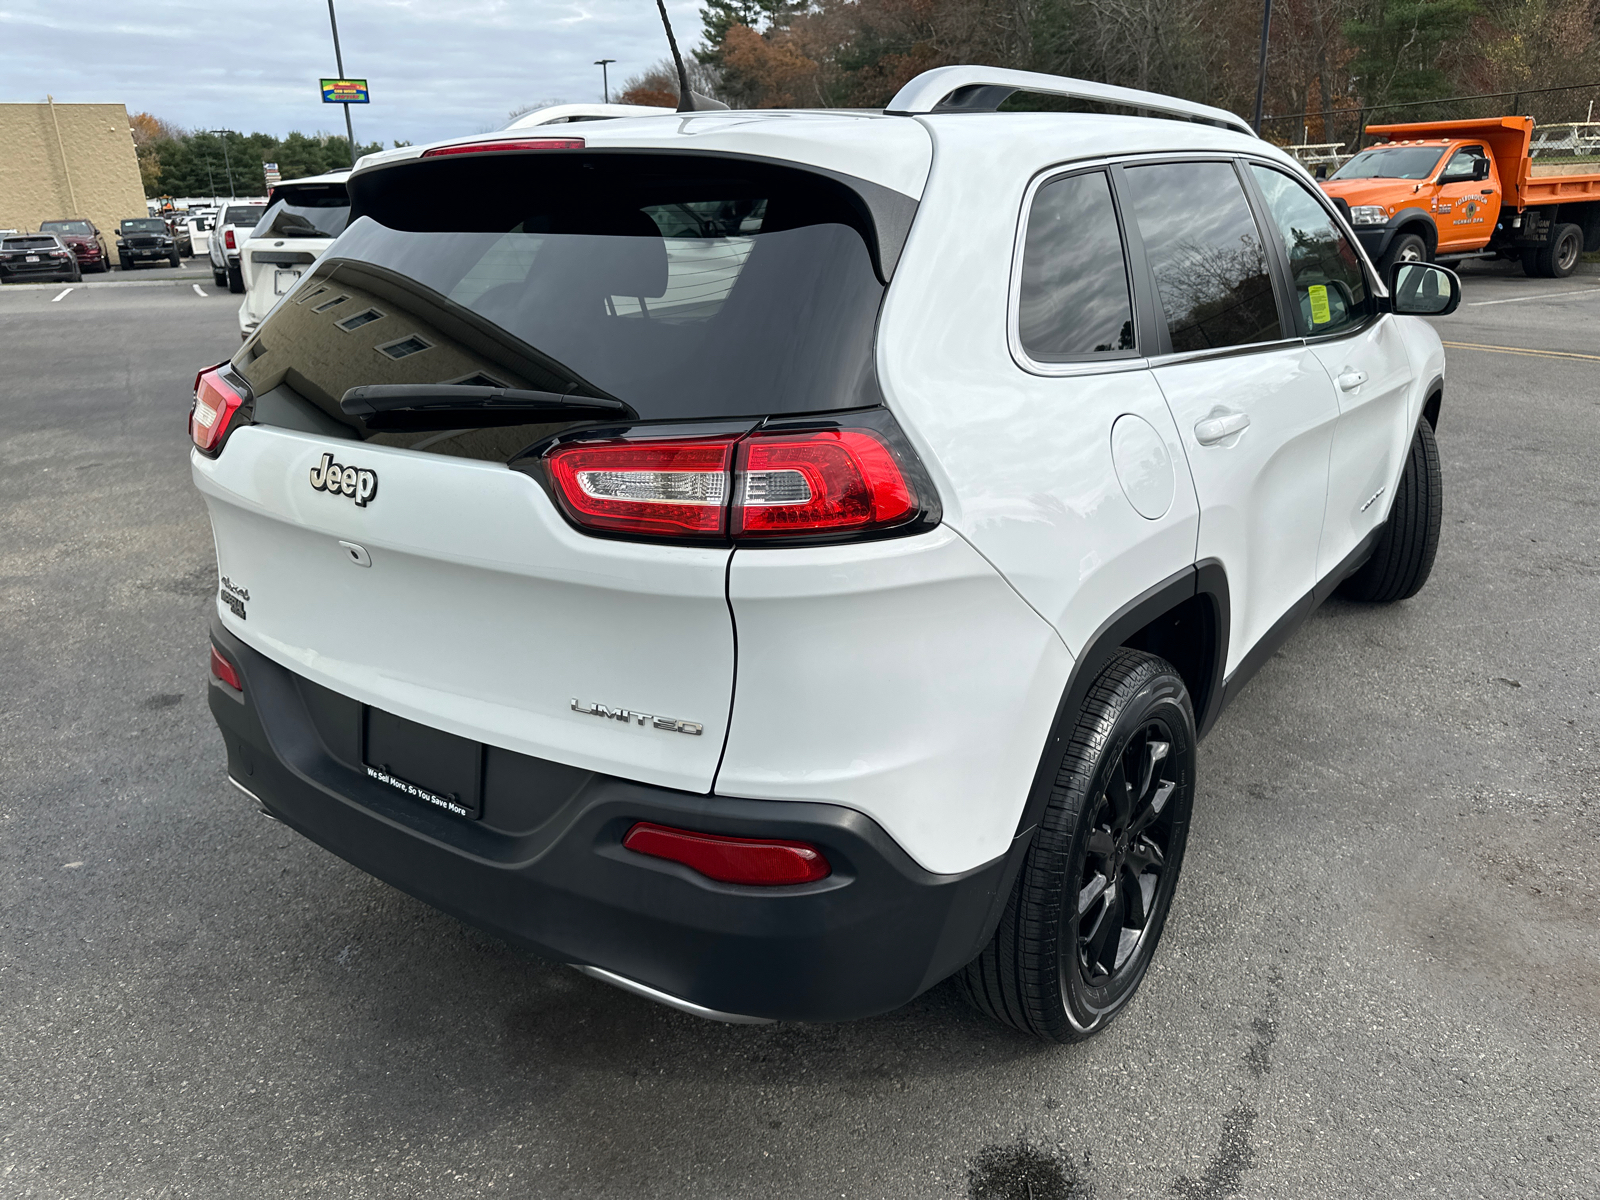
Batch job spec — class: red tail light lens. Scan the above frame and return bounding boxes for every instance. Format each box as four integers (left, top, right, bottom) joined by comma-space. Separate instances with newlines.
734, 429, 914, 537
623, 822, 831, 886
191, 367, 247, 454
422, 138, 585, 158
544, 435, 739, 539
225, 229, 236, 250
209, 646, 242, 690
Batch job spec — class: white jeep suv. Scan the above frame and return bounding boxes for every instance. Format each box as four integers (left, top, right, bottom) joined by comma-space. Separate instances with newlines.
190, 68, 1457, 1040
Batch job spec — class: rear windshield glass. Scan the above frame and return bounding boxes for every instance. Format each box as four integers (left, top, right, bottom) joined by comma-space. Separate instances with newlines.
122, 219, 166, 233
5, 237, 58, 249
41, 221, 92, 235
254, 187, 350, 239
1330, 146, 1448, 181
239, 153, 890, 436
225, 205, 268, 226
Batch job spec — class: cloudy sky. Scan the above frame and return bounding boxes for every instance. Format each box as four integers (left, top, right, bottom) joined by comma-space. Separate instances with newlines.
2, 0, 701, 146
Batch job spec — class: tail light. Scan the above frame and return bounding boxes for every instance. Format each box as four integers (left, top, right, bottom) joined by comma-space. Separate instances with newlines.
541, 414, 936, 545
190, 366, 248, 455
422, 138, 585, 158
225, 229, 236, 250
544, 435, 740, 538
623, 822, 830, 886
209, 646, 242, 691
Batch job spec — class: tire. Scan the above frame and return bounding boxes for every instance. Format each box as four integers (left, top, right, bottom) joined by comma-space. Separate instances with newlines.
68, 264, 81, 283
1338, 419, 1442, 603
121, 259, 136, 271
1536, 223, 1583, 278
227, 263, 244, 293
1520, 248, 1542, 277
213, 267, 227, 287
1380, 232, 1428, 277
958, 649, 1196, 1042
169, 252, 181, 268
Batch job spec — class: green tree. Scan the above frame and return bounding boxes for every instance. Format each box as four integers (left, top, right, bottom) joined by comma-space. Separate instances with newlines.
1344, 0, 1480, 106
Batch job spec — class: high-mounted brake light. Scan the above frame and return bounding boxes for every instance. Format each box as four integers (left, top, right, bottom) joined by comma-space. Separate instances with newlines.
544, 435, 740, 538
734, 428, 915, 537
209, 646, 242, 691
190, 367, 247, 455
623, 822, 831, 886
421, 138, 585, 158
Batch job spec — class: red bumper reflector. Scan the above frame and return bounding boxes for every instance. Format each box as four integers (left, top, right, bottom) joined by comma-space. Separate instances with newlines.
422, 138, 585, 157
209, 646, 242, 691
623, 822, 831, 886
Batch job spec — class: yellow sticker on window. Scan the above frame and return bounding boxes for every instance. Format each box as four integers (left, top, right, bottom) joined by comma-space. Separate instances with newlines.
1308, 284, 1332, 325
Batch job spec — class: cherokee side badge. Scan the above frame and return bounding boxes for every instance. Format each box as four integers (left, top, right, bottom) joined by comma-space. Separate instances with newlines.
571, 698, 703, 736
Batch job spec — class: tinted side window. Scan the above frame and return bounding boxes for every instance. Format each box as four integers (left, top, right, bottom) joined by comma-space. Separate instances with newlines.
1122, 162, 1282, 353
1249, 165, 1373, 338
1017, 171, 1135, 360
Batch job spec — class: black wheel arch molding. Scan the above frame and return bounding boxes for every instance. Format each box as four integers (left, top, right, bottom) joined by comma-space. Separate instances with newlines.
1354, 207, 1438, 261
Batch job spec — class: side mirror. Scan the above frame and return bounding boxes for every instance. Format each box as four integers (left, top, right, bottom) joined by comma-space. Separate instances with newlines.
1314, 164, 1329, 180
1474, 158, 1491, 181
1390, 261, 1461, 316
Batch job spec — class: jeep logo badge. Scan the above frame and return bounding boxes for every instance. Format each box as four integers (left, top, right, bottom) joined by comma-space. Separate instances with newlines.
309, 453, 378, 507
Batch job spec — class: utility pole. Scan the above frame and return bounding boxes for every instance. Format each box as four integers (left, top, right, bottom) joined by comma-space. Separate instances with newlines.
327, 0, 358, 166
1251, 0, 1273, 134
595, 59, 617, 104
211, 130, 237, 197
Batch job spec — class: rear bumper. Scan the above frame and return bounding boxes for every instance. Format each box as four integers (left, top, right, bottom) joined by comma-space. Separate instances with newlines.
207, 618, 1014, 1022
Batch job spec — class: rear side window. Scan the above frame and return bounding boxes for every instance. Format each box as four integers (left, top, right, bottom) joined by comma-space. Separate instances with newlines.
1122, 162, 1282, 353
1248, 165, 1373, 338
1016, 171, 1135, 361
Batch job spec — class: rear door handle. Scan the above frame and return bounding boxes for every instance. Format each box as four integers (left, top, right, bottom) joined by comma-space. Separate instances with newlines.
1194, 411, 1250, 445
1337, 370, 1368, 391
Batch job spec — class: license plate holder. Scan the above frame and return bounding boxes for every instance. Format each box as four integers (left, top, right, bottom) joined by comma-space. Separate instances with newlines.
363, 707, 483, 820
25, 255, 39, 263
273, 267, 302, 295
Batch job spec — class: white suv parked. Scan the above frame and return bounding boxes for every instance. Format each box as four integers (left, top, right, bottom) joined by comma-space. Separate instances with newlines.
190, 68, 1457, 1040
236, 171, 352, 340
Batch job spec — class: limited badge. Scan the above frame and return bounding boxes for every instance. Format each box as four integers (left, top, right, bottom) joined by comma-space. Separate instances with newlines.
309, 453, 378, 507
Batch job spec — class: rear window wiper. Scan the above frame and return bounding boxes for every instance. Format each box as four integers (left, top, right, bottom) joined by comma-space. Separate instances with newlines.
339, 384, 635, 431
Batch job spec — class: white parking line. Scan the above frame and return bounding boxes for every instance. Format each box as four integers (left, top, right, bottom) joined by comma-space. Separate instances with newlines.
51, 287, 73, 302
193, 283, 208, 297
1469, 286, 1600, 307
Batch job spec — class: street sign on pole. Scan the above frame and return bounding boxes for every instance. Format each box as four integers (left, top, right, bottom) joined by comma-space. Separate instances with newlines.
320, 79, 370, 104
264, 162, 281, 187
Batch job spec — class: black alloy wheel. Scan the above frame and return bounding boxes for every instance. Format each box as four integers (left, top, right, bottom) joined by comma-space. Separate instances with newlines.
1071, 720, 1180, 991
959, 649, 1196, 1042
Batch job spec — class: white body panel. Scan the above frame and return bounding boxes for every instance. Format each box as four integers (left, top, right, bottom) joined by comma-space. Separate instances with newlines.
717, 528, 1073, 875
192, 428, 735, 794
1155, 347, 1338, 674
1309, 314, 1420, 577
874, 115, 1210, 657
237, 234, 336, 337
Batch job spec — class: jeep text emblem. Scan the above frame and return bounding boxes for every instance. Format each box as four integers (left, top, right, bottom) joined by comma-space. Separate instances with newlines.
310, 453, 378, 507
571, 698, 703, 736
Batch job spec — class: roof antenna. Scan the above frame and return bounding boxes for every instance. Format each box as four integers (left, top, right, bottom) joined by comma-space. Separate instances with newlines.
653, 0, 728, 112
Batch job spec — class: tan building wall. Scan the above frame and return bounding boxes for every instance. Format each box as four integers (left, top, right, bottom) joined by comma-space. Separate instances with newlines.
0, 101, 149, 266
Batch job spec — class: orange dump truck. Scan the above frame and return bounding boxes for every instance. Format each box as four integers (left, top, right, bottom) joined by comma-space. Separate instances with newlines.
1320, 116, 1600, 278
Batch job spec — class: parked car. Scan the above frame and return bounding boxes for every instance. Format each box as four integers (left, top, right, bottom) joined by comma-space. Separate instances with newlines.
190, 67, 1459, 1040
187, 211, 215, 258
117, 217, 179, 269
235, 171, 350, 340
38, 219, 110, 273
208, 201, 270, 292
0, 233, 81, 283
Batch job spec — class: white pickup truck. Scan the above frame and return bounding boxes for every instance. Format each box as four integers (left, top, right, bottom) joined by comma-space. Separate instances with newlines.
236, 172, 351, 340
207, 200, 270, 292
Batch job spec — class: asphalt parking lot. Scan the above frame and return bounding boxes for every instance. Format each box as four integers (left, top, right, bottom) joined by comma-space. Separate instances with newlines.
0, 265, 1596, 1199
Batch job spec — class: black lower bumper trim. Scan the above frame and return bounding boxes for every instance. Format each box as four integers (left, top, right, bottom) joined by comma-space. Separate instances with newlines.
206, 618, 1011, 1021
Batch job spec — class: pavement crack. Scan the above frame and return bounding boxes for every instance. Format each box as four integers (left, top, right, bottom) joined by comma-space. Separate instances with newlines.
1171, 1105, 1258, 1200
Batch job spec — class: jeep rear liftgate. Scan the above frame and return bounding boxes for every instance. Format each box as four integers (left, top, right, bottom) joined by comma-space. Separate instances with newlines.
192, 426, 735, 794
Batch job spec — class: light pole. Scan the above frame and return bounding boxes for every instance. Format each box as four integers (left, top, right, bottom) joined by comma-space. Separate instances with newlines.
210, 130, 237, 197
327, 0, 358, 165
595, 58, 616, 104
1251, 0, 1273, 134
